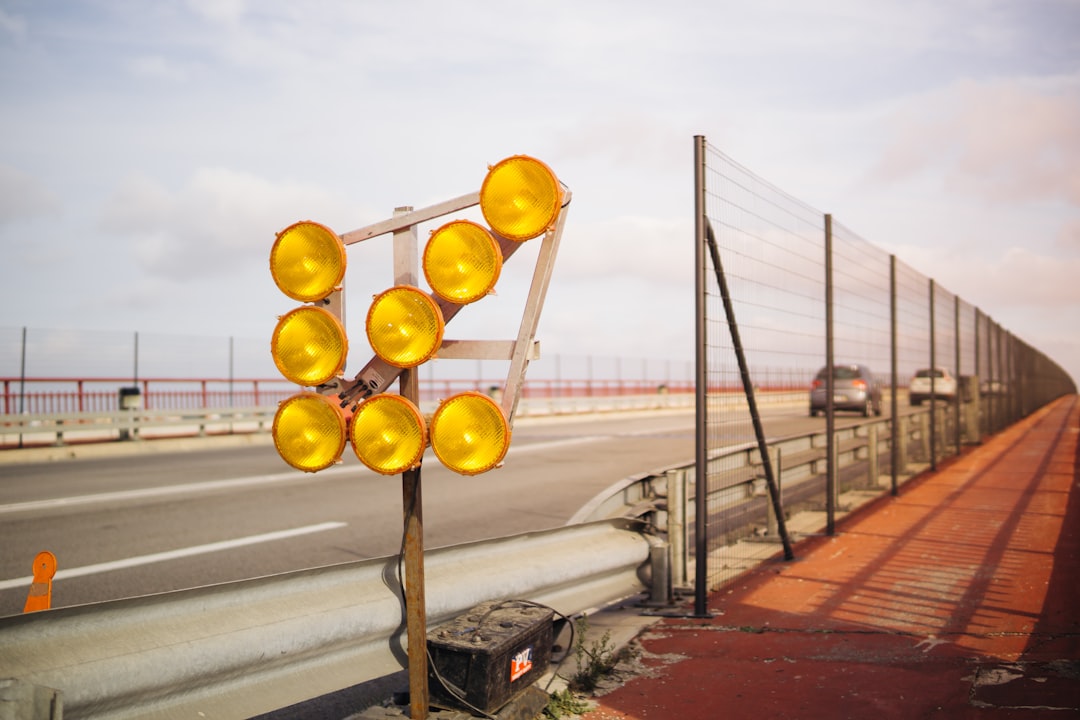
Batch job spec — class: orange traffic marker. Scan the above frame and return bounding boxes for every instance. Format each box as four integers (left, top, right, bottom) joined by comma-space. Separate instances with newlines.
23, 551, 56, 613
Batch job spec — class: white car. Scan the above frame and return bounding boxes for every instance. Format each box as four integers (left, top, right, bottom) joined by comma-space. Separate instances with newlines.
909, 368, 957, 405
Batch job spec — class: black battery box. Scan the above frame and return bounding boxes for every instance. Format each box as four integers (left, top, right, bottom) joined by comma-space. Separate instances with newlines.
426, 600, 555, 714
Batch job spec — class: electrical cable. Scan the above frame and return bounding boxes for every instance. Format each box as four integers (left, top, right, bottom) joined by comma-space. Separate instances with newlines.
395, 469, 581, 715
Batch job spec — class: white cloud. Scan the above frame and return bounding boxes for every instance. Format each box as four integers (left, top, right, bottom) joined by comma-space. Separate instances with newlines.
0, 164, 61, 224
98, 168, 374, 281
869, 75, 1080, 206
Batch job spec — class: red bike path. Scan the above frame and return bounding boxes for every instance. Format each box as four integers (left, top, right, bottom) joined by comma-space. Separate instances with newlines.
581, 395, 1080, 719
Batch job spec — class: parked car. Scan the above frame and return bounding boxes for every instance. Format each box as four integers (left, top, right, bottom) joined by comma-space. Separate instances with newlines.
809, 364, 883, 417
909, 367, 957, 405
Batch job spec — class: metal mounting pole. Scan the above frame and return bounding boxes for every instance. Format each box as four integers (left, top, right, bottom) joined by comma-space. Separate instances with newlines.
392, 207, 429, 719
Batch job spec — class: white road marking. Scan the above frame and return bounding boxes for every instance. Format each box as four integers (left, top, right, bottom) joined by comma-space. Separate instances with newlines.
0, 435, 609, 516
0, 521, 347, 590
0, 466, 356, 515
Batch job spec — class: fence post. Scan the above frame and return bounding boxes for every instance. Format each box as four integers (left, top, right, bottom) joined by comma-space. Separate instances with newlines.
929, 279, 937, 470
889, 255, 898, 495
954, 295, 962, 455
824, 214, 836, 535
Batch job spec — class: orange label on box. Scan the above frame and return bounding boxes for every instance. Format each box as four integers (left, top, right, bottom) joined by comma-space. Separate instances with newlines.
510, 646, 533, 681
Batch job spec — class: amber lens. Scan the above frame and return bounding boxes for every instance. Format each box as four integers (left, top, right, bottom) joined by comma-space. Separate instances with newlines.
350, 394, 427, 475
366, 286, 444, 368
423, 220, 502, 304
270, 221, 346, 302
430, 392, 510, 475
272, 392, 347, 473
271, 306, 348, 386
479, 155, 561, 241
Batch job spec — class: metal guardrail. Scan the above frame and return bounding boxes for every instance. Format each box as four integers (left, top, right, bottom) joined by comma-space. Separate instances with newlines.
0, 406, 275, 447
571, 408, 956, 592
0, 394, 702, 450
0, 519, 652, 720
0, 400, 976, 719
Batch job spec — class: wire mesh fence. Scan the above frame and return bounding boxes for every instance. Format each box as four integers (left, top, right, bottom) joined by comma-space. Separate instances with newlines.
693, 136, 1076, 605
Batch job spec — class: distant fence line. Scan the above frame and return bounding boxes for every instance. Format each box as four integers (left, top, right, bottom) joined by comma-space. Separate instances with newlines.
0, 324, 706, 415
0, 375, 706, 416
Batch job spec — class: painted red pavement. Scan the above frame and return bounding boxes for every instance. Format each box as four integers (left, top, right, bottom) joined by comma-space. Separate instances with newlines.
581, 396, 1080, 719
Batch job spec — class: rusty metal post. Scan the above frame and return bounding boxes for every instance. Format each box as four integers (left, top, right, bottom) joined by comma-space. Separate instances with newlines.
401, 464, 427, 718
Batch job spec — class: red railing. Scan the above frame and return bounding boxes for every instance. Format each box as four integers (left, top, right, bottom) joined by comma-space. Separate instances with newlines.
2, 377, 700, 415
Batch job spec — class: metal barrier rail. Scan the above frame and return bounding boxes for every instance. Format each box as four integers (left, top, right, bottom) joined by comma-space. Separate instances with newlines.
0, 519, 652, 720
571, 408, 951, 573
0, 394, 703, 450
0, 406, 276, 447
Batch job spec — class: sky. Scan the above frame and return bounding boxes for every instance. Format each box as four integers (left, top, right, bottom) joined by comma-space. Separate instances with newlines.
1, 0, 1078, 386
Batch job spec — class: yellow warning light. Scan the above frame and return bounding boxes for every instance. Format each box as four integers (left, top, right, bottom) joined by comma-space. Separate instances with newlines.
350, 394, 428, 475
366, 286, 445, 368
270, 221, 346, 303
272, 392, 347, 473
271, 306, 348, 387
429, 391, 510, 475
423, 220, 503, 305
480, 155, 561, 242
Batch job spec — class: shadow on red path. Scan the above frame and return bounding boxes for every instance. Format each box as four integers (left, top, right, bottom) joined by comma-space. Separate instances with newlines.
581, 396, 1080, 720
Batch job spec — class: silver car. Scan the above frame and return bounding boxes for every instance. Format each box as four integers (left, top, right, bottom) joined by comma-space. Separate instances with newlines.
909, 367, 957, 405
809, 364, 883, 417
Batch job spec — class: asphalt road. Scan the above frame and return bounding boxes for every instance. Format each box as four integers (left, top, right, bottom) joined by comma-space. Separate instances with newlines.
0, 404, 879, 617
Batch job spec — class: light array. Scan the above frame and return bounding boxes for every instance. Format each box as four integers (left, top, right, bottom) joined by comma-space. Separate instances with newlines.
269, 156, 562, 475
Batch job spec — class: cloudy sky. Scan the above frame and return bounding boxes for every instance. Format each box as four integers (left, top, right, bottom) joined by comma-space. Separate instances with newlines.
1, 0, 1078, 385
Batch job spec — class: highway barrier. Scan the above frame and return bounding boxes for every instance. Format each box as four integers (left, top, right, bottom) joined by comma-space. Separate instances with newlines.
0, 519, 652, 720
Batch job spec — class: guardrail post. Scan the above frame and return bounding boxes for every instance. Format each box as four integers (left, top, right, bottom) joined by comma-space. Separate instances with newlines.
916, 412, 930, 464
830, 434, 840, 510
965, 378, 981, 444
766, 446, 782, 536
896, 414, 909, 476
666, 468, 688, 592
52, 419, 64, 447
646, 537, 672, 607
0, 679, 62, 720
866, 424, 879, 490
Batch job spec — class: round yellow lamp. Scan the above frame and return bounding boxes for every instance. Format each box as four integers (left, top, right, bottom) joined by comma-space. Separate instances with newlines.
350, 394, 428, 475
429, 391, 511, 475
480, 155, 561, 241
270, 221, 346, 302
272, 392, 347, 473
366, 286, 444, 368
423, 220, 502, 305
271, 306, 348, 387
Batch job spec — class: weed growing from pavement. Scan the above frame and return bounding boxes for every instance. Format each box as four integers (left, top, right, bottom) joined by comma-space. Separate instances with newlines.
543, 688, 591, 719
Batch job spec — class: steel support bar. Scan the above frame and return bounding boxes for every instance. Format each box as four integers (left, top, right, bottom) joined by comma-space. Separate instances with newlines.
0, 520, 651, 720
704, 220, 793, 561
